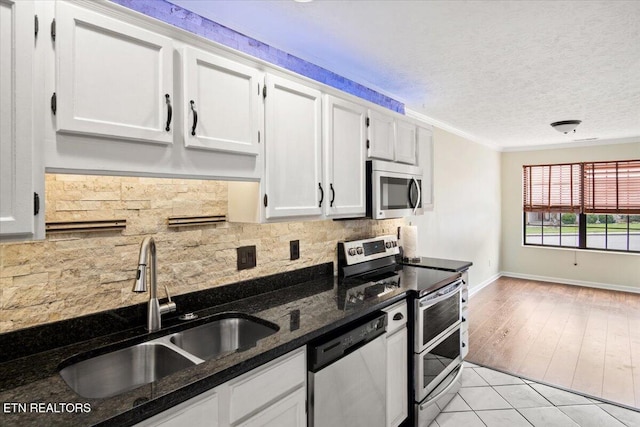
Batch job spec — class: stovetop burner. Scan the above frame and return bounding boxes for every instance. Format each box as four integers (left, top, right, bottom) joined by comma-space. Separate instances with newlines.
337, 273, 401, 311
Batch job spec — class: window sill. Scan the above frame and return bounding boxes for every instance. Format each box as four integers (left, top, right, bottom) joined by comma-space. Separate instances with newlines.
521, 243, 639, 256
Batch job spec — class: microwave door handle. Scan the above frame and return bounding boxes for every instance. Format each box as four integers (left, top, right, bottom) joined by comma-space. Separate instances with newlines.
408, 179, 416, 209
412, 177, 421, 214
415, 177, 422, 212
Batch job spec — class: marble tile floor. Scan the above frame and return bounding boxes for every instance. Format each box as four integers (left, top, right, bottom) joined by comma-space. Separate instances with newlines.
430, 362, 640, 427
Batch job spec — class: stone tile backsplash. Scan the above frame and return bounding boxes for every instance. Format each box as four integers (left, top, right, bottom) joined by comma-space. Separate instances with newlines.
0, 174, 404, 333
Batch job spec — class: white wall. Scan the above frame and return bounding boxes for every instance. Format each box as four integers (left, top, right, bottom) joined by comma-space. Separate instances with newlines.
501, 141, 640, 291
410, 128, 502, 291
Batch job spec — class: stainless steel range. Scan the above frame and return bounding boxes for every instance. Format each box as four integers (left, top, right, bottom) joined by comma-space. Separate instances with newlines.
337, 235, 466, 426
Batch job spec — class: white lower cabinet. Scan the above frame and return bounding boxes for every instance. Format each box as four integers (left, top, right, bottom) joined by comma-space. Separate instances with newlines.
136, 347, 306, 427
235, 387, 306, 427
228, 346, 306, 425
384, 301, 408, 427
135, 387, 220, 427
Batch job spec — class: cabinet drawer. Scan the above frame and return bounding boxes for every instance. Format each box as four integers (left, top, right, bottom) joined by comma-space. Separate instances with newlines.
134, 387, 219, 427
383, 300, 407, 335
229, 348, 306, 423
235, 387, 306, 427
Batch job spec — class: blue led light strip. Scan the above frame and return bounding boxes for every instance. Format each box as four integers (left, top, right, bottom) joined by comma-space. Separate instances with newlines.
110, 0, 404, 113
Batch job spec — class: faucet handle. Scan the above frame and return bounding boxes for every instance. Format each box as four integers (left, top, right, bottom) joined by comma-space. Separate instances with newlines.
164, 284, 173, 303
160, 284, 177, 315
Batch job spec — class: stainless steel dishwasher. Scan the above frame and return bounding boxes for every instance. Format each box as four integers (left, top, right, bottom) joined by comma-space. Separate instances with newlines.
308, 312, 387, 427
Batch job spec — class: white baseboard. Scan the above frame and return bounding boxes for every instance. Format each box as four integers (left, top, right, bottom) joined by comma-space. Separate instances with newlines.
468, 273, 502, 297
501, 271, 640, 294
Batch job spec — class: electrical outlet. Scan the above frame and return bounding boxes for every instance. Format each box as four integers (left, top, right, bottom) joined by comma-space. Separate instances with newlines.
237, 245, 256, 270
290, 240, 300, 260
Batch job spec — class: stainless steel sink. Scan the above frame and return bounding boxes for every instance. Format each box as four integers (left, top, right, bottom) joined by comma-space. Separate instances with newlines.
169, 315, 279, 360
59, 313, 279, 398
59, 342, 196, 399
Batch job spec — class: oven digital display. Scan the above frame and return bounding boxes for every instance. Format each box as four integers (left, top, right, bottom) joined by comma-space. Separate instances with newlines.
363, 240, 386, 256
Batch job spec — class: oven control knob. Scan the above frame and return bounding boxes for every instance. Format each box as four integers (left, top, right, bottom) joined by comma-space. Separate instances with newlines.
348, 248, 357, 256
392, 241, 398, 247
356, 247, 363, 255
385, 242, 392, 249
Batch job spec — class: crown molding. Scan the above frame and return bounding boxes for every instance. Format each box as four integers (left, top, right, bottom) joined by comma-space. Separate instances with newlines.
404, 109, 502, 151
501, 136, 640, 152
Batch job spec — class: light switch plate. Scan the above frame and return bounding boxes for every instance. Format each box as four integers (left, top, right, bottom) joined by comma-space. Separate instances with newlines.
237, 245, 256, 270
290, 240, 300, 260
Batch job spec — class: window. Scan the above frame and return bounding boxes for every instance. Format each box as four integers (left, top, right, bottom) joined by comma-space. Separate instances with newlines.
523, 159, 640, 253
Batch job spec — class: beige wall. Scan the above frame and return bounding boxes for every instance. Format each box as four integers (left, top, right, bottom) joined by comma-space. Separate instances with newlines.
501, 141, 640, 290
410, 128, 503, 291
0, 174, 404, 333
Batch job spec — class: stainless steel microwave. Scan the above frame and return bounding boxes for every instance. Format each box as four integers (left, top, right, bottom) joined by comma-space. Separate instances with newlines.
366, 160, 424, 219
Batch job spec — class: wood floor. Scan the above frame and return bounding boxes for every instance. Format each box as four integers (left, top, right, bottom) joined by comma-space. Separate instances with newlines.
466, 276, 640, 409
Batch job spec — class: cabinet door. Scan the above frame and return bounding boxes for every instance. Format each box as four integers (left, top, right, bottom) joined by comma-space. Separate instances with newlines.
264, 74, 322, 219
236, 387, 306, 427
386, 328, 408, 427
56, 1, 173, 144
395, 119, 417, 165
324, 95, 366, 217
416, 126, 434, 209
0, 0, 34, 236
134, 387, 219, 427
367, 109, 395, 161
183, 47, 262, 156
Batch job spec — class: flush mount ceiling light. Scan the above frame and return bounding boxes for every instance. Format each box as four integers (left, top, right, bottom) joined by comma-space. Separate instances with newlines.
550, 120, 582, 134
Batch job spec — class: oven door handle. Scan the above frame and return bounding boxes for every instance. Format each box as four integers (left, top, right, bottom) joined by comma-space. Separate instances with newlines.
419, 365, 464, 410
419, 280, 463, 307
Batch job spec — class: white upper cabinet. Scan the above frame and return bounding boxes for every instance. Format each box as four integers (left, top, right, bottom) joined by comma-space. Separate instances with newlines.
367, 109, 395, 161
182, 47, 262, 156
368, 109, 418, 165
264, 73, 322, 219
55, 1, 174, 144
0, 0, 34, 237
324, 95, 367, 218
416, 125, 434, 209
395, 119, 417, 165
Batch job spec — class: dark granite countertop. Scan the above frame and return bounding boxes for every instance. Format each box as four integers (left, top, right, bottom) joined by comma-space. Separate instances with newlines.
401, 256, 472, 272
0, 263, 423, 427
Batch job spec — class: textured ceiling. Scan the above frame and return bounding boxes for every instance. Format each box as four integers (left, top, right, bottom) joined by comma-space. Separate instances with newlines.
170, 0, 640, 150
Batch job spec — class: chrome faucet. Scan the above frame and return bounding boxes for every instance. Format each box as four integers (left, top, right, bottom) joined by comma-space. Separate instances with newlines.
133, 236, 176, 332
